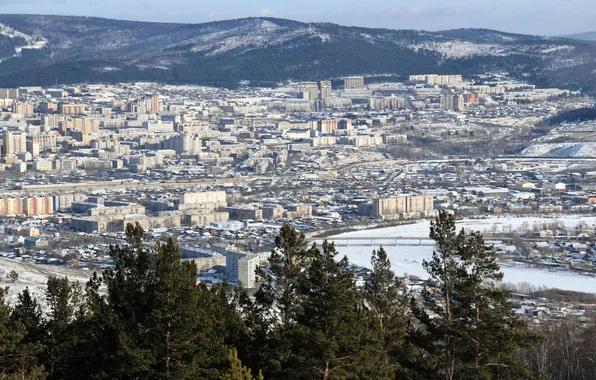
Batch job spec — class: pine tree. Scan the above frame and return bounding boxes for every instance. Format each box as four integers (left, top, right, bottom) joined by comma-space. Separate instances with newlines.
80, 224, 228, 379
220, 348, 264, 380
0, 287, 47, 379
456, 232, 543, 379
86, 222, 157, 379
9, 287, 46, 379
408, 211, 541, 380
43, 276, 85, 379
12, 287, 44, 345
212, 282, 253, 360
408, 211, 467, 380
295, 241, 392, 380
146, 237, 227, 379
254, 224, 308, 327
250, 224, 310, 378
0, 286, 24, 376
366, 247, 409, 377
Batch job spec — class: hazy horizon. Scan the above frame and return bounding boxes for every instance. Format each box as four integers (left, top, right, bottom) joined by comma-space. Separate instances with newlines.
1, 0, 595, 36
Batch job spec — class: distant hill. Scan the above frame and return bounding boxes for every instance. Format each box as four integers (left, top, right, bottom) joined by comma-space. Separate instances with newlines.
0, 15, 595, 91
565, 32, 596, 41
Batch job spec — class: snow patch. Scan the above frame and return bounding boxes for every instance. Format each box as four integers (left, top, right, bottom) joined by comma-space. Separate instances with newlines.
0, 23, 47, 51
331, 216, 596, 292
93, 66, 121, 72
409, 41, 575, 59
521, 143, 596, 158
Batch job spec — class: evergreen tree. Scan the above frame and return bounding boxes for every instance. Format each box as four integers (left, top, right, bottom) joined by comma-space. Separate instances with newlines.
80, 223, 228, 379
0, 286, 24, 376
83, 222, 157, 379
408, 211, 541, 380
0, 287, 46, 379
250, 224, 310, 378
366, 247, 409, 377
456, 232, 543, 379
146, 237, 227, 379
43, 277, 84, 379
220, 348, 264, 380
213, 282, 253, 360
9, 287, 46, 379
12, 287, 44, 345
295, 241, 392, 380
254, 224, 308, 327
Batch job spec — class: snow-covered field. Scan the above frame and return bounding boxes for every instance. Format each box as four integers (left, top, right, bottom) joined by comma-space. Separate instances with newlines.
333, 216, 596, 239
331, 216, 596, 293
521, 143, 596, 158
0, 258, 92, 306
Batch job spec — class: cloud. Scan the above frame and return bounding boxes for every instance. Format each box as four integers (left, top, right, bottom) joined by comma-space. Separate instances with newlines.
388, 6, 426, 16
258, 8, 274, 16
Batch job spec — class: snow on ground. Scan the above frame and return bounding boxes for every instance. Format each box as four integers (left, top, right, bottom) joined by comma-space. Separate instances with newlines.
331, 216, 596, 293
338, 243, 596, 293
521, 143, 596, 158
0, 258, 92, 307
334, 216, 596, 239
410, 41, 505, 58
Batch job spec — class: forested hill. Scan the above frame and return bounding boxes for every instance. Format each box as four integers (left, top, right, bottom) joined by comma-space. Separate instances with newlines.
0, 15, 596, 91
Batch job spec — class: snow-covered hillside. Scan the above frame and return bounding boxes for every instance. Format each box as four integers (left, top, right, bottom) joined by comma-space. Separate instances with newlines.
0, 257, 91, 307
0, 22, 47, 63
521, 143, 596, 158
0, 14, 593, 89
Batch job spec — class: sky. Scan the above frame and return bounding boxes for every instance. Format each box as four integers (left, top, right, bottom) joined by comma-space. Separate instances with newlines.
1, 0, 595, 36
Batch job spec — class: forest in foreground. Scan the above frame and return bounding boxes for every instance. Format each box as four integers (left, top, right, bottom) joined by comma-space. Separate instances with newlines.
1, 212, 595, 379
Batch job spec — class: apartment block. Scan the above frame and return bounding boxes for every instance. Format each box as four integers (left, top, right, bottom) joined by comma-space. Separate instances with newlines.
186, 212, 229, 227
344, 76, 365, 89
372, 195, 434, 218
0, 88, 19, 100
11, 102, 34, 115
2, 132, 27, 156
224, 250, 270, 288
286, 204, 312, 218
23, 197, 54, 216
0, 196, 55, 216
179, 191, 227, 207
58, 103, 86, 115
262, 205, 285, 220
225, 206, 263, 221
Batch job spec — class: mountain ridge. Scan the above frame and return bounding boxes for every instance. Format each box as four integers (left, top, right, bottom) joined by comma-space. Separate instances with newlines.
0, 14, 594, 91
564, 32, 596, 41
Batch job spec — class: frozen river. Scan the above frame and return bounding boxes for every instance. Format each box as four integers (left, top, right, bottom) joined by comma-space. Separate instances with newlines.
331, 216, 596, 293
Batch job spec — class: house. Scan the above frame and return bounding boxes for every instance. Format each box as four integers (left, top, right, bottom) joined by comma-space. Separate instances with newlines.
24, 237, 49, 249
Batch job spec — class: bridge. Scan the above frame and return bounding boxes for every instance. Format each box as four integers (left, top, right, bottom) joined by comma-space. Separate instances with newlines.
309, 237, 436, 247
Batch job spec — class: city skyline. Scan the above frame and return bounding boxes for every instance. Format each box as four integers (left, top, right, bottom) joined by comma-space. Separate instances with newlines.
1, 0, 595, 36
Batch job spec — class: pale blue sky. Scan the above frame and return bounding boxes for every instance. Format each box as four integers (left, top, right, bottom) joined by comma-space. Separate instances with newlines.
1, 0, 594, 35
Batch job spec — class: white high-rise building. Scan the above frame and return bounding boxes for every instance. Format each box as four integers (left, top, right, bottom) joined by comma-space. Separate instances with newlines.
224, 250, 270, 288
2, 131, 27, 156
162, 133, 201, 154
319, 80, 332, 99
344, 76, 365, 89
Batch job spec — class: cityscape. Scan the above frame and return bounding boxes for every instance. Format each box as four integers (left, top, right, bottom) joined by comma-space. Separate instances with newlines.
0, 9, 595, 380
0, 75, 593, 292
